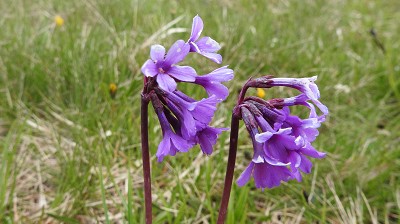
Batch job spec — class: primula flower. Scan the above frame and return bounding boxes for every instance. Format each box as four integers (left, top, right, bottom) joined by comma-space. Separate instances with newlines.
233, 76, 328, 189
236, 107, 292, 189
141, 15, 233, 162
188, 15, 222, 64
195, 123, 227, 155
268, 76, 329, 115
141, 40, 196, 91
156, 112, 194, 162
195, 66, 234, 100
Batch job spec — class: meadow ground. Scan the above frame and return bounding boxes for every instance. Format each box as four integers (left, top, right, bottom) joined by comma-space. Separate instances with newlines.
1, 0, 400, 223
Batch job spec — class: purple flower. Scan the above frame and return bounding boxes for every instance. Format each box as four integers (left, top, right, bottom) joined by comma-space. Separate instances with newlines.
235, 107, 293, 189
289, 141, 326, 181
142, 15, 233, 162
188, 15, 222, 64
195, 123, 227, 155
164, 96, 196, 140
195, 66, 234, 100
141, 40, 197, 91
162, 91, 227, 156
234, 75, 328, 189
269, 76, 329, 115
281, 107, 321, 142
237, 161, 293, 189
154, 103, 194, 162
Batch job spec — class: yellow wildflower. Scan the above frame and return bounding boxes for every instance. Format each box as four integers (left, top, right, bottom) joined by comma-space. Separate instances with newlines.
256, 88, 265, 98
109, 83, 117, 99
54, 15, 64, 27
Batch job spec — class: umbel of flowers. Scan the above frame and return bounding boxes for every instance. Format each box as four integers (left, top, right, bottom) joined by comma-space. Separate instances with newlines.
140, 15, 233, 224
217, 76, 328, 223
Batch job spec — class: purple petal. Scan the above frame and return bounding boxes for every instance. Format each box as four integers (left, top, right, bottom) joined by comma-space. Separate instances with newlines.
150, 45, 166, 62
164, 40, 190, 66
291, 169, 303, 182
255, 132, 274, 143
255, 115, 274, 132
199, 66, 234, 82
196, 36, 221, 52
197, 133, 213, 155
199, 82, 229, 100
166, 91, 196, 111
299, 155, 313, 173
253, 163, 291, 189
198, 52, 223, 64
170, 133, 193, 153
264, 137, 289, 162
299, 142, 326, 158
237, 162, 254, 187
141, 59, 158, 77
196, 126, 226, 155
313, 99, 329, 115
179, 109, 197, 139
174, 90, 196, 102
157, 74, 177, 91
168, 65, 197, 82
191, 96, 219, 124
156, 134, 171, 162
288, 151, 301, 168
262, 154, 291, 166
189, 15, 203, 42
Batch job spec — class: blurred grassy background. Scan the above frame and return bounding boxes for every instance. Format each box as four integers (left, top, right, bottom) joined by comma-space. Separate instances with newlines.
1, 0, 399, 223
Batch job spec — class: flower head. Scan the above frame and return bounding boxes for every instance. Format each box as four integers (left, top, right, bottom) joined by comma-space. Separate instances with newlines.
235, 76, 327, 189
54, 15, 64, 27
141, 15, 233, 161
141, 41, 196, 92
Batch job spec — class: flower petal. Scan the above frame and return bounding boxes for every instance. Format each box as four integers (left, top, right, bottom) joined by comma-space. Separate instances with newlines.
171, 134, 193, 153
164, 40, 190, 66
157, 74, 177, 92
199, 82, 229, 100
189, 15, 203, 42
150, 45, 166, 62
191, 95, 219, 124
299, 155, 313, 173
201, 66, 234, 82
237, 162, 254, 187
166, 91, 196, 111
196, 36, 221, 52
156, 135, 171, 162
197, 133, 213, 155
255, 132, 274, 143
168, 65, 197, 82
299, 142, 326, 158
198, 52, 223, 64
141, 59, 158, 77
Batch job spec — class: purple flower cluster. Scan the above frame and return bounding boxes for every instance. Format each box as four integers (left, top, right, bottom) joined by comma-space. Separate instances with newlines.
236, 76, 328, 189
141, 15, 233, 162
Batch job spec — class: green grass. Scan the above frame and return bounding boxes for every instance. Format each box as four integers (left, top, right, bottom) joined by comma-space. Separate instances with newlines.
1, 0, 400, 223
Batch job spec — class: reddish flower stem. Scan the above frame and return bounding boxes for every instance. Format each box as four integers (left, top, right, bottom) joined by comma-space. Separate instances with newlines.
217, 80, 255, 223
217, 113, 240, 224
141, 94, 152, 224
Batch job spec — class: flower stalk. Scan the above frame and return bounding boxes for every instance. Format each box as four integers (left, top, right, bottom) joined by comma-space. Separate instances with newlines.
217, 113, 240, 224
217, 82, 250, 224
141, 93, 152, 224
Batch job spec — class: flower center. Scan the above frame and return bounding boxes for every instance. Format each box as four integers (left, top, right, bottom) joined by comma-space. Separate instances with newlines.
158, 68, 165, 74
